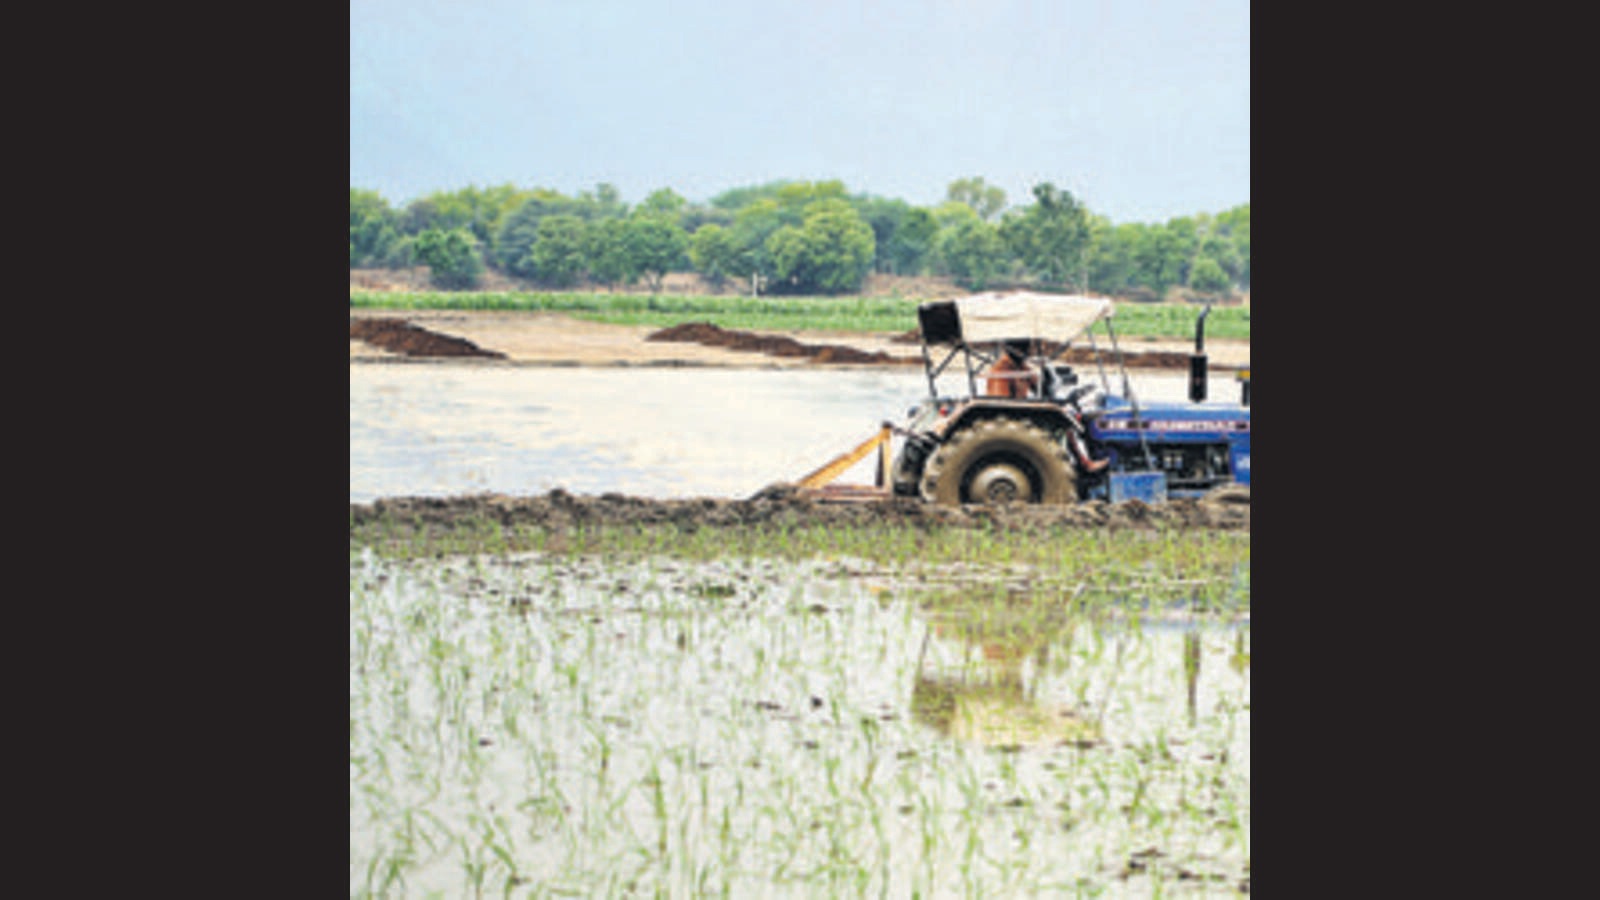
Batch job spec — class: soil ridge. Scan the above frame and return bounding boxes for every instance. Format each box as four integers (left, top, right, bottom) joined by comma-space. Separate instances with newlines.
350, 317, 506, 358
350, 485, 1250, 540
645, 321, 911, 365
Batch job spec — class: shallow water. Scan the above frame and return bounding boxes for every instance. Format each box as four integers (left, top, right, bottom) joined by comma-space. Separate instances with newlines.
349, 363, 1245, 502
349, 551, 1250, 897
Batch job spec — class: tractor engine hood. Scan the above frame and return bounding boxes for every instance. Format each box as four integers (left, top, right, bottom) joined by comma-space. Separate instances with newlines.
1090, 400, 1250, 442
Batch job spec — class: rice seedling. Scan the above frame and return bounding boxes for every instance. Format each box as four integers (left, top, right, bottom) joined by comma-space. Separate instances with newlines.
350, 530, 1248, 895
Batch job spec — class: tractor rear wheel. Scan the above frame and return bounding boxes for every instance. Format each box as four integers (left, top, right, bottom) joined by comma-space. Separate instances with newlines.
919, 418, 1076, 506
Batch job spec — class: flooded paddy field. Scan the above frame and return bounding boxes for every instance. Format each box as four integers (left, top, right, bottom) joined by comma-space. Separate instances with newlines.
350, 539, 1249, 897
350, 363, 1248, 504
351, 359, 1250, 896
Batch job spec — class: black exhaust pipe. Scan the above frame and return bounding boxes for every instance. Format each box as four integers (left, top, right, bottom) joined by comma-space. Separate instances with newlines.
1189, 302, 1212, 403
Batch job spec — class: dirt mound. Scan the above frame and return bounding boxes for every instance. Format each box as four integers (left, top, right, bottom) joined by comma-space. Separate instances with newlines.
351, 317, 507, 359
646, 321, 916, 366
350, 485, 1249, 542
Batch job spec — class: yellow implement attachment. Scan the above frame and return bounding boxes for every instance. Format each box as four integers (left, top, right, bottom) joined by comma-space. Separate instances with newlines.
795, 424, 894, 502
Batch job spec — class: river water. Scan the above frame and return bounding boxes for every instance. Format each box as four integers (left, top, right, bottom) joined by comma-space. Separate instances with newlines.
350, 363, 1244, 503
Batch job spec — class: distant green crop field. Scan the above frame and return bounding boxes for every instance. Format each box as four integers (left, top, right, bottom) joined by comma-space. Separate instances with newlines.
350, 291, 1249, 340
1113, 302, 1250, 340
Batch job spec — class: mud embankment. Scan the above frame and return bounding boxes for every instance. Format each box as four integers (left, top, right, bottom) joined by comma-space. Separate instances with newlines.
349, 485, 1249, 544
350, 317, 507, 359
645, 322, 909, 365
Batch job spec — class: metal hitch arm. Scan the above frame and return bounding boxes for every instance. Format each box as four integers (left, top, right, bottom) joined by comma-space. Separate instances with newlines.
797, 424, 894, 490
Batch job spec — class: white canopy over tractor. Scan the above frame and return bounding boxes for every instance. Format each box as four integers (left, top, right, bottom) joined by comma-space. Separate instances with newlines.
917, 291, 1114, 347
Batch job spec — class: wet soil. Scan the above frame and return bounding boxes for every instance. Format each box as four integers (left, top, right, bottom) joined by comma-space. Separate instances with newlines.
349, 484, 1249, 543
349, 317, 507, 359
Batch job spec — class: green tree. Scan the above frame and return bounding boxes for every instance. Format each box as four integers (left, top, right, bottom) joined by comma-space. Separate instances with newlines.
678, 205, 733, 233
584, 218, 637, 290
764, 226, 810, 292
930, 200, 982, 231
765, 199, 876, 294
1197, 231, 1242, 288
936, 218, 1008, 290
999, 182, 1091, 287
399, 197, 458, 236
528, 215, 589, 287
1214, 203, 1250, 288
351, 216, 401, 269
726, 198, 791, 288
394, 186, 535, 258
381, 234, 417, 269
577, 182, 628, 220
1085, 219, 1142, 295
494, 189, 583, 275
775, 180, 848, 210
708, 182, 854, 290
688, 224, 740, 291
946, 176, 1007, 221
350, 189, 399, 268
1131, 223, 1191, 297
637, 188, 689, 222
708, 181, 791, 212
1188, 256, 1231, 293
1233, 223, 1250, 288
850, 195, 907, 274
623, 216, 688, 293
1162, 217, 1201, 291
350, 188, 392, 231
451, 184, 538, 259
885, 207, 938, 275
412, 228, 484, 289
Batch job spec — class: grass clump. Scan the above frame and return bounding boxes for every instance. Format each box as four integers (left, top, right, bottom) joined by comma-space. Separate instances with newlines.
350, 515, 1249, 617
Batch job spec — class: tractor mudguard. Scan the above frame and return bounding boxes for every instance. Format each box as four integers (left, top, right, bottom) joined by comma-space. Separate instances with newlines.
930, 399, 1085, 441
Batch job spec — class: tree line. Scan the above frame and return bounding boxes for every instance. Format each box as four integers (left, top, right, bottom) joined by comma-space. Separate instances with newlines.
350, 177, 1249, 299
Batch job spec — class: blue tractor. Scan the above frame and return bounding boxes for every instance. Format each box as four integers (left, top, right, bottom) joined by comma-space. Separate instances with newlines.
889, 292, 1250, 506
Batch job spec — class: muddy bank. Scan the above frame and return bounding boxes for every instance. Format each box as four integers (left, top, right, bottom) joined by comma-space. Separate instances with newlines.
646, 321, 913, 365
350, 485, 1249, 544
350, 317, 507, 359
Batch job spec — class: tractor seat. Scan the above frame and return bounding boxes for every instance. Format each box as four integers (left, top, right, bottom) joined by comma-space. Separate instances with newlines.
1041, 363, 1078, 401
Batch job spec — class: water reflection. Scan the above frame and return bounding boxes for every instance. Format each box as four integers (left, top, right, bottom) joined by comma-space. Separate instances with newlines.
1188, 630, 1209, 727
910, 601, 1100, 749
908, 598, 1249, 749
352, 552, 1250, 895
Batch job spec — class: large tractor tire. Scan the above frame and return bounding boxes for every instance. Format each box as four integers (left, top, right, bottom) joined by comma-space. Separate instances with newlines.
919, 418, 1077, 506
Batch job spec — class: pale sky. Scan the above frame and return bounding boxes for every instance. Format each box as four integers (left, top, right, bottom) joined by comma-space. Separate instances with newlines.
350, 0, 1248, 224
